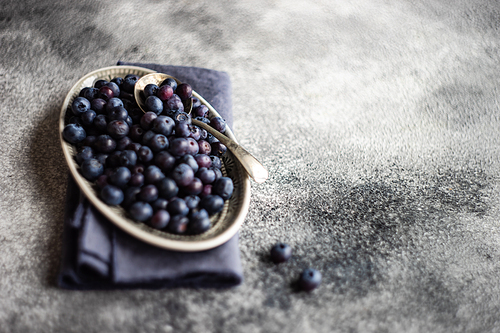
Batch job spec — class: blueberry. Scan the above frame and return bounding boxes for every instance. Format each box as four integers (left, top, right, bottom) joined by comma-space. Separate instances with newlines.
152, 116, 175, 136
270, 243, 292, 263
94, 79, 108, 89
96, 174, 109, 189
178, 154, 199, 173
98, 86, 114, 101
138, 184, 159, 202
164, 94, 184, 113
82, 135, 97, 148
81, 110, 96, 126
107, 120, 130, 139
156, 85, 173, 101
152, 198, 169, 212
91, 98, 107, 114
63, 123, 86, 144
75, 146, 94, 165
175, 121, 190, 138
167, 215, 189, 234
211, 142, 227, 157
213, 177, 233, 200
160, 77, 177, 91
201, 184, 212, 197
210, 167, 223, 182
129, 172, 144, 187
192, 105, 209, 118
154, 151, 176, 172
140, 111, 157, 130
198, 140, 212, 155
156, 177, 179, 199
199, 195, 224, 214
210, 117, 226, 133
108, 106, 129, 121
122, 186, 141, 207
167, 197, 189, 216
119, 149, 137, 167
145, 95, 163, 115
192, 97, 201, 108
196, 167, 216, 184
172, 111, 191, 124
82, 87, 98, 101
100, 185, 124, 206
195, 116, 211, 125
95, 153, 108, 165
95, 135, 116, 153
116, 136, 133, 151
298, 268, 322, 292
111, 77, 124, 86
104, 81, 120, 97
149, 134, 169, 152
188, 125, 201, 141
109, 166, 131, 188
129, 125, 144, 142
143, 165, 165, 184
184, 195, 200, 209
106, 97, 124, 113
122, 75, 139, 93
169, 137, 190, 157
71, 97, 91, 115
129, 201, 153, 222
137, 145, 154, 163
186, 138, 199, 156
144, 83, 159, 98
149, 210, 170, 229
188, 208, 211, 234
183, 177, 203, 196
80, 158, 104, 181
106, 151, 122, 168
175, 83, 192, 101
93, 114, 107, 133
210, 155, 222, 169
171, 163, 194, 187
194, 154, 212, 169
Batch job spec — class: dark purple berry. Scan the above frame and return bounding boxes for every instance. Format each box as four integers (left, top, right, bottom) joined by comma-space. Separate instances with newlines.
94, 79, 108, 89
152, 116, 175, 136
93, 114, 107, 133
211, 142, 227, 157
157, 85, 173, 101
129, 124, 144, 142
75, 146, 94, 165
137, 146, 154, 163
143, 165, 165, 184
183, 177, 203, 196
210, 117, 226, 133
298, 268, 321, 292
81, 110, 96, 126
198, 140, 211, 155
160, 77, 177, 91
171, 163, 194, 187
199, 195, 224, 214
157, 177, 179, 199
176, 83, 192, 101
167, 197, 189, 216
270, 243, 292, 263
196, 167, 216, 184
164, 94, 184, 113
119, 149, 137, 167
116, 136, 133, 151
98, 86, 114, 101
122, 75, 139, 93
63, 123, 86, 144
149, 134, 169, 152
138, 184, 159, 202
140, 111, 157, 130
107, 120, 129, 139
192, 105, 209, 118
91, 98, 107, 114
100, 185, 124, 206
154, 151, 176, 172
167, 215, 188, 234
152, 198, 169, 212
129, 201, 153, 222
109, 166, 131, 188
122, 187, 141, 207
149, 210, 170, 229
184, 195, 200, 209
213, 177, 233, 200
80, 158, 104, 181
104, 82, 120, 99
144, 83, 159, 98
188, 208, 211, 234
169, 137, 190, 157
145, 95, 163, 115
71, 97, 91, 115
194, 154, 212, 169
129, 172, 144, 187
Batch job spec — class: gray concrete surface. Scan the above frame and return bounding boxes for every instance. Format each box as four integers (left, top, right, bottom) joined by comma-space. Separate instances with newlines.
1, 0, 500, 332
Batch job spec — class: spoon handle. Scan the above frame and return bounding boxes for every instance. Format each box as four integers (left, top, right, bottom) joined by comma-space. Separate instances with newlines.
191, 119, 269, 183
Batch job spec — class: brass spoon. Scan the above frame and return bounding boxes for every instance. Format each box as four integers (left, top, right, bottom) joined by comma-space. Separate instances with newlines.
134, 73, 268, 183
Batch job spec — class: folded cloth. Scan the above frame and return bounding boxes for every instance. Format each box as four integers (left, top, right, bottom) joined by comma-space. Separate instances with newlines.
57, 62, 243, 289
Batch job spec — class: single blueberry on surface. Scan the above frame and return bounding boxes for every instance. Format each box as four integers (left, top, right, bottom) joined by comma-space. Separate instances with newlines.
270, 243, 292, 263
298, 268, 322, 292
100, 185, 124, 206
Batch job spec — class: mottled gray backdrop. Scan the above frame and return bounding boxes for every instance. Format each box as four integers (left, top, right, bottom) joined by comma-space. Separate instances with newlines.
1, 0, 500, 332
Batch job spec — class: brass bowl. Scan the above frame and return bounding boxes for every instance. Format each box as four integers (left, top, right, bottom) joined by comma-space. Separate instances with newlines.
59, 65, 250, 251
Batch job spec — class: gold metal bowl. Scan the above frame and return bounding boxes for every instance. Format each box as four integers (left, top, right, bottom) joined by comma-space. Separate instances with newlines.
59, 65, 250, 251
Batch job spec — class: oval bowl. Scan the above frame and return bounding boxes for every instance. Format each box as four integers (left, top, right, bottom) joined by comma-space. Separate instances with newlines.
59, 65, 250, 252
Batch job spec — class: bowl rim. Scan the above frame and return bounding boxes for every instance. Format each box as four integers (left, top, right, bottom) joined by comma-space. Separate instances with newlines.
59, 65, 250, 252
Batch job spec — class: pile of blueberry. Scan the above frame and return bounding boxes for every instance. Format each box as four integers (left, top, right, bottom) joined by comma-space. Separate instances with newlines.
62, 74, 233, 235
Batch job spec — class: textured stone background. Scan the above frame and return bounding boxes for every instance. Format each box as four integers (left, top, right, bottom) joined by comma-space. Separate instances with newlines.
1, 0, 500, 332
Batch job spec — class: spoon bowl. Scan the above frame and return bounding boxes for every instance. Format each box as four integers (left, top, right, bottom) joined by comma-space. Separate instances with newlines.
134, 73, 269, 183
